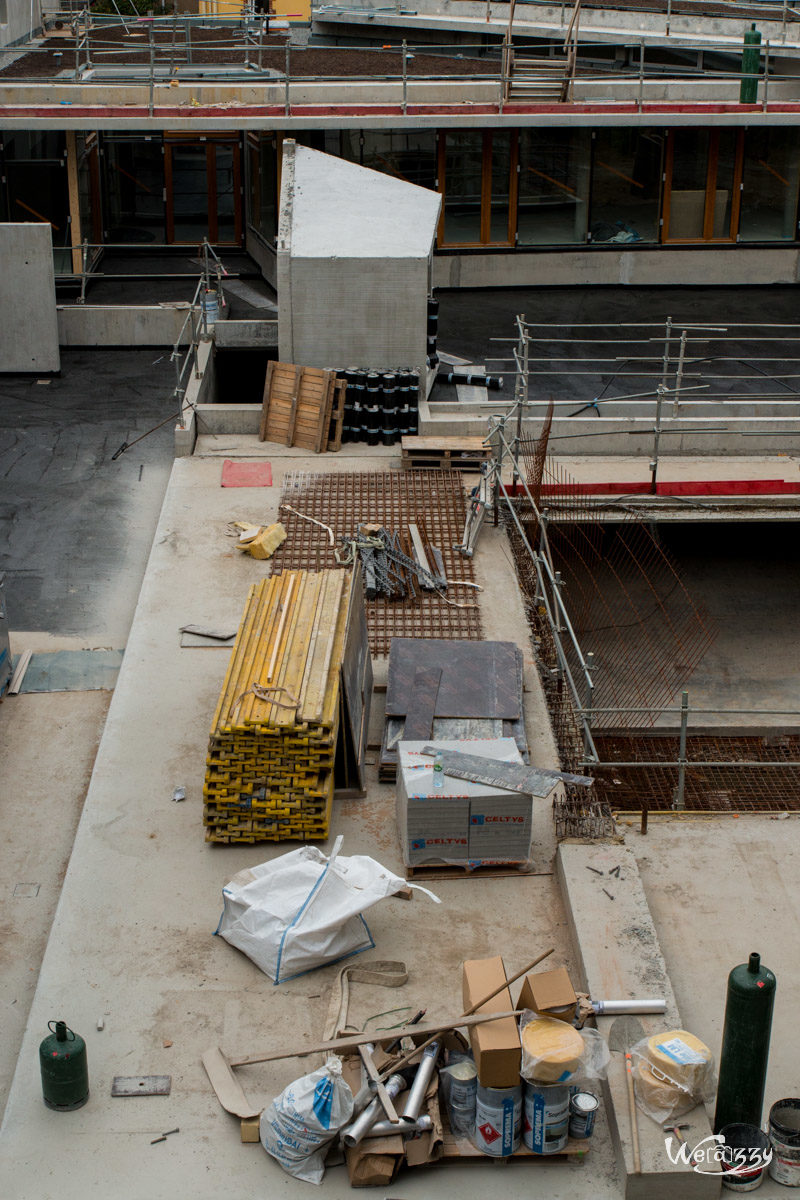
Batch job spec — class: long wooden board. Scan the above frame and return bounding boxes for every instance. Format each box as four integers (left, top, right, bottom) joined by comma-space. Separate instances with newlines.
223, 1009, 523, 1068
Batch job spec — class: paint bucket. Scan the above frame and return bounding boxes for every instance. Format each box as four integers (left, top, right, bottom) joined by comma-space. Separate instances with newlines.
474, 1083, 522, 1157
720, 1123, 772, 1191
569, 1092, 599, 1140
769, 1099, 800, 1186
201, 289, 220, 324
522, 1081, 570, 1154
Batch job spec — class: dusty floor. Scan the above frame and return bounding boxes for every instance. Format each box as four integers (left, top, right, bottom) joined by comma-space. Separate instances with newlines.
2, 286, 800, 1195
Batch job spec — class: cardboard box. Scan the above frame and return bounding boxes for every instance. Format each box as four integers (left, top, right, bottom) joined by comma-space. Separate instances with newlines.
462, 955, 521, 1087
517, 966, 577, 1023
396, 739, 530, 868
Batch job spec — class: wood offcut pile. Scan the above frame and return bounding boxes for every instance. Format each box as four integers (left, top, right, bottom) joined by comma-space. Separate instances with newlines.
203, 569, 352, 843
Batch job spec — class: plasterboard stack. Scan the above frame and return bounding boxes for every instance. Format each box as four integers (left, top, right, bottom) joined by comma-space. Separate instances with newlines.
203, 569, 351, 843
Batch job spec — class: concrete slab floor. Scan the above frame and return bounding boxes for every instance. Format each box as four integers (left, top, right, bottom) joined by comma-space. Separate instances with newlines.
0, 449, 623, 1200
627, 813, 800, 1200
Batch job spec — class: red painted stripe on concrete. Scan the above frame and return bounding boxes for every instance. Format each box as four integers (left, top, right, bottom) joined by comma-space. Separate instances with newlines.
532, 480, 800, 496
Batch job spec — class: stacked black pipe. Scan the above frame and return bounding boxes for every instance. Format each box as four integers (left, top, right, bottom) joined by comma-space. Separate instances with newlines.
341, 367, 419, 444
426, 296, 439, 371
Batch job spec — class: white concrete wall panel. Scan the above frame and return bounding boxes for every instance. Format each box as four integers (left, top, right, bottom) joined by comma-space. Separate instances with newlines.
288, 256, 429, 369
0, 224, 59, 373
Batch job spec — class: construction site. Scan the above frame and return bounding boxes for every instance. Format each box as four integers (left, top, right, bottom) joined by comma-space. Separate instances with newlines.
2, 0, 800, 1197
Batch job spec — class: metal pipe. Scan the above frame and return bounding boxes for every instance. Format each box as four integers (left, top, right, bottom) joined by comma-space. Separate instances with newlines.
592, 999, 667, 1015
401, 38, 408, 115
341, 1075, 405, 1147
401, 1042, 440, 1121
672, 689, 690, 810
364, 1115, 433, 1139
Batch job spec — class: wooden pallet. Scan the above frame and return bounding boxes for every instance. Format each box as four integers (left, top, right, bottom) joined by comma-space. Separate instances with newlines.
259, 360, 340, 453
440, 1128, 591, 1161
405, 860, 534, 880
401, 436, 492, 471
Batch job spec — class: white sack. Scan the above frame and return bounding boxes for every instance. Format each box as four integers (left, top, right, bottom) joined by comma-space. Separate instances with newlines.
216, 836, 437, 982
260, 1056, 354, 1184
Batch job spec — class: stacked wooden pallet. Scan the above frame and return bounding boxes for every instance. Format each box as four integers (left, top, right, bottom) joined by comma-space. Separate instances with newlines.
401, 436, 493, 472
259, 360, 345, 453
203, 569, 352, 843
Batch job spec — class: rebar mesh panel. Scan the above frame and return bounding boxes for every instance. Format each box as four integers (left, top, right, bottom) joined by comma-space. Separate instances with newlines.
274, 470, 482, 656
593, 733, 800, 813
517, 449, 717, 730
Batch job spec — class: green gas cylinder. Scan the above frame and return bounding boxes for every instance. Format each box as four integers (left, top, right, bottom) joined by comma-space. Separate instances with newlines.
713, 952, 775, 1133
39, 1020, 89, 1111
740, 24, 762, 105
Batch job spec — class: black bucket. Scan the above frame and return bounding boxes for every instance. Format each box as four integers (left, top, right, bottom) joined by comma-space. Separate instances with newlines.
719, 1123, 771, 1191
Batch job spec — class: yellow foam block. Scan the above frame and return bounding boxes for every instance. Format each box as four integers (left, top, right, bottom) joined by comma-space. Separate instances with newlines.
521, 1016, 584, 1083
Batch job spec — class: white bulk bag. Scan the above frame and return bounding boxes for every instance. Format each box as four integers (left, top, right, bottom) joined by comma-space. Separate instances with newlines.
215, 836, 436, 983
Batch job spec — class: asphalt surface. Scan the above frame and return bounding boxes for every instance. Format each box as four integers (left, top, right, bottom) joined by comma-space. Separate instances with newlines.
432, 283, 800, 408
0, 348, 177, 641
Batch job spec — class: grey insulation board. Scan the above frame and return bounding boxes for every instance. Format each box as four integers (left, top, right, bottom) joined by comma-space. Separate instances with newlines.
385, 639, 522, 720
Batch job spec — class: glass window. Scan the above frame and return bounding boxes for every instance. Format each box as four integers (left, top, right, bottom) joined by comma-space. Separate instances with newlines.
740, 128, 800, 242
666, 129, 710, 240
590, 130, 661, 244
248, 133, 277, 243
517, 129, 590, 245
442, 130, 484, 244
712, 129, 737, 240
490, 130, 512, 243
103, 137, 165, 243
3, 161, 71, 271
1, 132, 65, 161
360, 130, 437, 191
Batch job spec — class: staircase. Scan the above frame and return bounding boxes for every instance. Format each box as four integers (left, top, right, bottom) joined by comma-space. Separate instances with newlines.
503, 50, 574, 102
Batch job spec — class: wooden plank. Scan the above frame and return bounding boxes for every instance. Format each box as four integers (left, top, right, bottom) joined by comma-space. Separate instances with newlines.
259, 364, 275, 442
319, 373, 337, 455
402, 436, 489, 452
328, 379, 346, 452
285, 365, 303, 446
292, 367, 335, 453
223, 1009, 524, 1069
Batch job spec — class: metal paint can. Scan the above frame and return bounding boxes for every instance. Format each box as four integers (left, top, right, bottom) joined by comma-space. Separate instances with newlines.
720, 1123, 772, 1191
569, 1092, 599, 1140
768, 1099, 800, 1187
474, 1083, 522, 1157
522, 1081, 570, 1154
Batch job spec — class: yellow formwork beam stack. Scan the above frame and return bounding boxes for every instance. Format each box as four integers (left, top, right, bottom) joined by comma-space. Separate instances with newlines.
203, 568, 351, 843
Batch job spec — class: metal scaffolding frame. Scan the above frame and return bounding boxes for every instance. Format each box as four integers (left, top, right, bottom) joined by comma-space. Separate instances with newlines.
482, 314, 800, 824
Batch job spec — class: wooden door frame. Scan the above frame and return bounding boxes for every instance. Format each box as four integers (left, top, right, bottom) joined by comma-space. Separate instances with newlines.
437, 129, 517, 249
164, 138, 242, 246
662, 128, 744, 244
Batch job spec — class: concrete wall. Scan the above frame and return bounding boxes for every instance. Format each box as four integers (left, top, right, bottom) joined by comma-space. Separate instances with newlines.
0, 224, 59, 373
57, 304, 195, 347
280, 254, 430, 370
245, 227, 277, 290
174, 338, 215, 456
0, 0, 41, 51
433, 246, 800, 289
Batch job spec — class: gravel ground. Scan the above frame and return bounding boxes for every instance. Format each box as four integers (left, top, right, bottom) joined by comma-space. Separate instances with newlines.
0, 24, 494, 79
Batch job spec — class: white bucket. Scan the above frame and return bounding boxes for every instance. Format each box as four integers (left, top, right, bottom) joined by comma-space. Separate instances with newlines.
474, 1083, 522, 1157
522, 1081, 570, 1154
769, 1099, 800, 1187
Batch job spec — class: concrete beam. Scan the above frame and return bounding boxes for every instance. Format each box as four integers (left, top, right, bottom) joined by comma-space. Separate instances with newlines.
212, 319, 278, 349
57, 304, 194, 348
556, 841, 720, 1199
